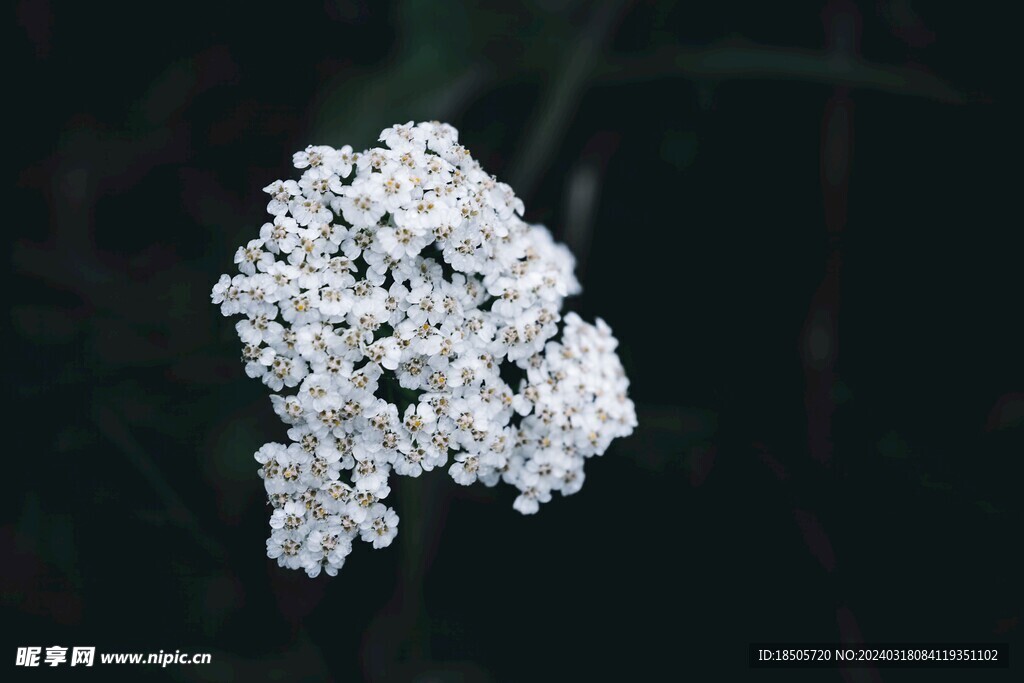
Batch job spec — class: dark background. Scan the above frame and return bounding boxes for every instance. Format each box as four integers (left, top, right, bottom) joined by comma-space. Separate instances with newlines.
9, 1, 1021, 681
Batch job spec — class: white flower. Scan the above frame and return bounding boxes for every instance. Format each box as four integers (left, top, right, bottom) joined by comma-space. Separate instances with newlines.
269, 500, 306, 530
306, 524, 352, 577
329, 145, 357, 180
337, 178, 385, 228
295, 323, 339, 364
374, 167, 414, 213
293, 144, 338, 170
360, 504, 400, 549
512, 471, 551, 515
416, 120, 458, 156
365, 337, 402, 370
234, 239, 274, 275
376, 224, 433, 261
379, 121, 424, 154
213, 122, 635, 579
394, 191, 450, 231
316, 284, 354, 320
263, 179, 300, 216
402, 402, 437, 437
235, 309, 282, 345
243, 343, 275, 380
267, 529, 301, 561
448, 452, 479, 485
259, 216, 300, 254
351, 455, 389, 493
289, 195, 332, 227
298, 165, 338, 198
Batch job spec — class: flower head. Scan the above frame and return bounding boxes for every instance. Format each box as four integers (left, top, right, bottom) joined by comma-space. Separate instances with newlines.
213, 121, 636, 578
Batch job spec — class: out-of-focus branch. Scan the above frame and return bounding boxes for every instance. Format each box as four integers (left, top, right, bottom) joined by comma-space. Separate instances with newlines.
594, 42, 967, 103
94, 405, 228, 562
508, 0, 635, 200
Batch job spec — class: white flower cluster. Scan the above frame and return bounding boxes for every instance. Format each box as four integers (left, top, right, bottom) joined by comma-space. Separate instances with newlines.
212, 121, 636, 577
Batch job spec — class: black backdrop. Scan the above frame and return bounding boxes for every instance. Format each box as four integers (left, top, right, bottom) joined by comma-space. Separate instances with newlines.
10, 1, 1021, 681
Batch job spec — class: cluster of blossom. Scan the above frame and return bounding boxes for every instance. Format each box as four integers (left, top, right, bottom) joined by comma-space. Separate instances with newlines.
212, 121, 636, 578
